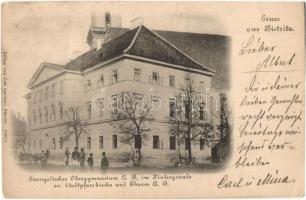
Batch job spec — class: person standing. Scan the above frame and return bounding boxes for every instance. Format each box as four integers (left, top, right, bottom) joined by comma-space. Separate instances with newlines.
64, 148, 70, 166
71, 147, 79, 165
100, 152, 109, 173
40, 150, 47, 168
87, 153, 94, 170
79, 148, 85, 169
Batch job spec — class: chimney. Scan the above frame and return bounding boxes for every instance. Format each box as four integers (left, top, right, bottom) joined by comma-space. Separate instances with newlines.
130, 17, 144, 29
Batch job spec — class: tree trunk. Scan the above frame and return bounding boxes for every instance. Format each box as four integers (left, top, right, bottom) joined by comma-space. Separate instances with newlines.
187, 134, 192, 163
75, 133, 79, 148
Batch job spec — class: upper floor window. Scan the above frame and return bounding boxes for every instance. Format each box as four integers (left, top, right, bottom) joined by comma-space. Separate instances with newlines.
84, 80, 92, 92
32, 110, 36, 126
39, 90, 43, 102
199, 81, 205, 89
86, 101, 92, 119
169, 75, 175, 87
97, 75, 104, 88
199, 103, 205, 120
51, 85, 55, 97
150, 72, 162, 85
58, 102, 63, 120
111, 96, 118, 115
111, 70, 118, 84
169, 102, 176, 118
51, 104, 56, 121
33, 92, 37, 104
134, 68, 141, 81
59, 137, 63, 149
59, 80, 64, 94
44, 107, 48, 123
45, 87, 49, 100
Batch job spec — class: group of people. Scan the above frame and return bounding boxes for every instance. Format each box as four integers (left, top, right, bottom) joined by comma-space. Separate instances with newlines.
64, 147, 109, 170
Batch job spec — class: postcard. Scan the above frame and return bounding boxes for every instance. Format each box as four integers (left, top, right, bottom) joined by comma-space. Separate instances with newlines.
2, 2, 304, 198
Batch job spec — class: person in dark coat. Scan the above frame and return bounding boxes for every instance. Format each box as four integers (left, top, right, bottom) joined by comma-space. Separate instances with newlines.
71, 147, 79, 165
100, 152, 109, 172
64, 148, 70, 166
40, 150, 47, 168
79, 148, 85, 168
87, 153, 94, 170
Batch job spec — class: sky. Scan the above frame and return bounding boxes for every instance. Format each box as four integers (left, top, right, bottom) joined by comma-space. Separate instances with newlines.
3, 2, 229, 116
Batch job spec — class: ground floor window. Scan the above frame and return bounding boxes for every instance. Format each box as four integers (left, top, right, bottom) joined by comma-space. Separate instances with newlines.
135, 135, 142, 149
52, 138, 56, 149
99, 136, 103, 149
169, 136, 176, 150
153, 135, 160, 149
87, 137, 91, 149
200, 138, 205, 150
112, 135, 117, 149
33, 140, 36, 150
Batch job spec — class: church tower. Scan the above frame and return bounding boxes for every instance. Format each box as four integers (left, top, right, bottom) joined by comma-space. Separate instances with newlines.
86, 12, 121, 50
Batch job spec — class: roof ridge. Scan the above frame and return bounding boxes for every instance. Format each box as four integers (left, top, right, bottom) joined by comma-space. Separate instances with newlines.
100, 26, 138, 49
123, 25, 142, 53
139, 26, 216, 73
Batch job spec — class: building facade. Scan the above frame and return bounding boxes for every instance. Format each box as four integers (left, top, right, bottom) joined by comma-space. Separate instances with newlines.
25, 13, 228, 167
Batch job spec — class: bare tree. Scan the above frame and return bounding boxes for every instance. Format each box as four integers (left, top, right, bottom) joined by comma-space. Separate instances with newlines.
110, 91, 152, 166
169, 77, 213, 163
62, 106, 88, 148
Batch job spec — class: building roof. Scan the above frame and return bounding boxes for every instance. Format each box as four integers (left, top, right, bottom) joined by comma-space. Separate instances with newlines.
65, 26, 218, 74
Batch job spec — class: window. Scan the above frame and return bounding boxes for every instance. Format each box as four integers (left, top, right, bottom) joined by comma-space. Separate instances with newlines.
134, 68, 141, 81
52, 138, 56, 149
51, 105, 56, 121
59, 137, 63, 149
51, 85, 55, 97
185, 138, 190, 150
99, 136, 104, 149
38, 109, 42, 124
153, 135, 160, 149
111, 96, 118, 115
150, 72, 161, 85
58, 102, 63, 120
59, 80, 64, 94
33, 92, 37, 104
87, 101, 92, 119
44, 108, 48, 123
94, 97, 104, 117
39, 90, 43, 102
33, 140, 36, 150
39, 140, 42, 150
169, 102, 175, 117
200, 104, 205, 120
32, 110, 36, 126
200, 139, 205, 150
112, 70, 118, 84
97, 75, 104, 88
45, 87, 49, 100
151, 96, 161, 108
135, 135, 142, 149
112, 135, 118, 149
169, 75, 175, 87
84, 80, 92, 92
87, 137, 91, 149
170, 136, 176, 150
200, 81, 205, 89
